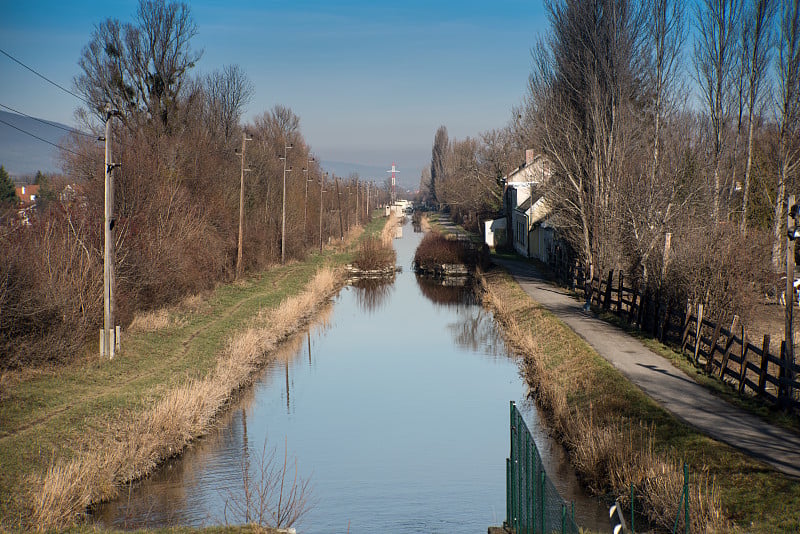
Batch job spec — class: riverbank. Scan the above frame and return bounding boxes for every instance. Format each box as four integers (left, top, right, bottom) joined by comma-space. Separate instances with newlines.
479, 264, 800, 533
0, 215, 393, 531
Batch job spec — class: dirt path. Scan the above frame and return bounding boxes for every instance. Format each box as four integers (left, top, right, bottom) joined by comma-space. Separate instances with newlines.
494, 256, 800, 479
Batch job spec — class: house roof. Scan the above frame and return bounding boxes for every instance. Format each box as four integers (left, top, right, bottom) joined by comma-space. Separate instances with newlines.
15, 184, 39, 205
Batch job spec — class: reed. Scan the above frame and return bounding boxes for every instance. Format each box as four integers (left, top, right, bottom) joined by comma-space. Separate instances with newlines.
479, 268, 727, 532
29, 267, 341, 531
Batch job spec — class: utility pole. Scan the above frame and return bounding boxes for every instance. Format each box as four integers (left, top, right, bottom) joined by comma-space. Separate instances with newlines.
236, 131, 252, 280
785, 195, 798, 407
319, 172, 327, 252
101, 105, 120, 359
280, 143, 293, 264
303, 155, 314, 240
335, 175, 344, 240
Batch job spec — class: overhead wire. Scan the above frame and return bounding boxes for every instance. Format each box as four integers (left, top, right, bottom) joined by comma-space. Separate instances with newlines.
0, 46, 90, 106
0, 102, 95, 139
0, 117, 85, 158
0, 48, 136, 156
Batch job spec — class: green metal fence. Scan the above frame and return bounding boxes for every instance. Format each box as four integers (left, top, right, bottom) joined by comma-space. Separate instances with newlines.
505, 401, 581, 534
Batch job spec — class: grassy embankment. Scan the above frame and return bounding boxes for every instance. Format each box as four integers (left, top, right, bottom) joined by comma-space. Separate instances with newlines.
479, 265, 800, 533
0, 214, 394, 532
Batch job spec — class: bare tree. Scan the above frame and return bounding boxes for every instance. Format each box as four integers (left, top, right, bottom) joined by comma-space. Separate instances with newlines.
430, 125, 449, 207
772, 0, 800, 268
74, 0, 201, 127
526, 0, 645, 282
203, 64, 254, 143
693, 0, 743, 223
740, 0, 776, 233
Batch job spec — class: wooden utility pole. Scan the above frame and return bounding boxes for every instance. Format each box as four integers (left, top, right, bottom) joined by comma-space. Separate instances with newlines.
319, 172, 326, 252
101, 106, 120, 359
785, 195, 797, 407
236, 132, 251, 280
335, 176, 344, 240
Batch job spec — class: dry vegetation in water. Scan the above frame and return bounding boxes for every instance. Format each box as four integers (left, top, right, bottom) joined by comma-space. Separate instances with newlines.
479, 267, 727, 532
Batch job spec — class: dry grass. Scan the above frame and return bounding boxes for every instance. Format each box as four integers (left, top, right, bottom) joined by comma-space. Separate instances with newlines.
479, 268, 727, 532
28, 267, 342, 531
380, 213, 400, 243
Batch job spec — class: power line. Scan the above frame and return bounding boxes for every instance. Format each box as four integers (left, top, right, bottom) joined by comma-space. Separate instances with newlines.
0, 46, 89, 106
0, 102, 95, 139
0, 117, 85, 158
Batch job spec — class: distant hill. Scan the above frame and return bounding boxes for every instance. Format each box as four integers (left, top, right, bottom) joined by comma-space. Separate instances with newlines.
0, 110, 71, 178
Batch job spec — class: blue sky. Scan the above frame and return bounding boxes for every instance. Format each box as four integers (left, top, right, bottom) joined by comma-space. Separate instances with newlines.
1, 1, 548, 186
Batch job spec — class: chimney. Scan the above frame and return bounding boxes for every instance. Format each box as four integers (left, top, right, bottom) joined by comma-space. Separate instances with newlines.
525, 149, 535, 166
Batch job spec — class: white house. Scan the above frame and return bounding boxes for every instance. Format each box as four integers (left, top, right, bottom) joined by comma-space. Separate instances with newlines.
503, 150, 554, 262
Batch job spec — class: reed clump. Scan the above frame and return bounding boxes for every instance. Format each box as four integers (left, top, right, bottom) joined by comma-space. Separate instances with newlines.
479, 268, 727, 532
29, 267, 341, 531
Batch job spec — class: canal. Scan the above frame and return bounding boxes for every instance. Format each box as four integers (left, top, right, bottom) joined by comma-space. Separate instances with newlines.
95, 217, 607, 532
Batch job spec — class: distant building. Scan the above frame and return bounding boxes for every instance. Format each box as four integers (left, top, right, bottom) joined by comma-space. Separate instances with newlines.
15, 184, 39, 206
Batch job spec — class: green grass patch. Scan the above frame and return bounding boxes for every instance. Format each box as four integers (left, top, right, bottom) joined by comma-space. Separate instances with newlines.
0, 216, 388, 529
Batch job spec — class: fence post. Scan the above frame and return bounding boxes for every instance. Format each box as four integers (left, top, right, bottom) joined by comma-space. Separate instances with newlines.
705, 318, 723, 373
506, 458, 511, 530
738, 327, 749, 394
684, 463, 690, 534
780, 341, 787, 405
604, 270, 613, 311
758, 334, 771, 397
540, 471, 546, 534
628, 289, 639, 325
680, 300, 693, 354
720, 315, 740, 380
526, 430, 532, 532
693, 303, 704, 365
638, 289, 648, 329
618, 272, 625, 315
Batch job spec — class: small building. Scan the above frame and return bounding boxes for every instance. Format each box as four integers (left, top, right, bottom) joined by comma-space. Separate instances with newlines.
502, 150, 554, 262
15, 184, 39, 206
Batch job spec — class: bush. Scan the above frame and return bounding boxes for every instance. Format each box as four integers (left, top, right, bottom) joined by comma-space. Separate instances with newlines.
352, 236, 395, 270
413, 232, 469, 269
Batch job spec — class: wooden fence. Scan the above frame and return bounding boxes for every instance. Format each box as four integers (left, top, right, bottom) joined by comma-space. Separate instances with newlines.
547, 256, 800, 412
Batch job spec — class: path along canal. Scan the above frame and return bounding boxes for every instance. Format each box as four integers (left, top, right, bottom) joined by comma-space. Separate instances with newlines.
95, 218, 607, 532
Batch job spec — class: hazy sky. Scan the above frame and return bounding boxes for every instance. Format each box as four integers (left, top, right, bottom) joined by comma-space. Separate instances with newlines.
1, 1, 548, 187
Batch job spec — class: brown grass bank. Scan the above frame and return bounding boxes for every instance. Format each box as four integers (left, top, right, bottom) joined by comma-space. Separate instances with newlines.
1, 217, 388, 531
478, 265, 800, 533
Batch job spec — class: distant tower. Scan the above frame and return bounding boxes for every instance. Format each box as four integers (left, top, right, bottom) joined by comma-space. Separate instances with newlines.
387, 163, 399, 204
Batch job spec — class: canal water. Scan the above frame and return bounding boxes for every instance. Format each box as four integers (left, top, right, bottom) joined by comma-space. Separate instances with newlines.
95, 218, 607, 532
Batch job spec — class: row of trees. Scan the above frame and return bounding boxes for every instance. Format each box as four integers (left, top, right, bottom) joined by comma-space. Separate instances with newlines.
422, 0, 800, 320
0, 0, 387, 369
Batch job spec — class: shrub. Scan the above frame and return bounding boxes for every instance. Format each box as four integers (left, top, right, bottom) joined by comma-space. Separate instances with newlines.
413, 232, 469, 269
352, 236, 396, 270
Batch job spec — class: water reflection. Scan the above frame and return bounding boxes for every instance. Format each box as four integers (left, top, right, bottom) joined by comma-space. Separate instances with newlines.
94, 218, 609, 532
415, 274, 478, 307
449, 308, 506, 357
350, 278, 395, 314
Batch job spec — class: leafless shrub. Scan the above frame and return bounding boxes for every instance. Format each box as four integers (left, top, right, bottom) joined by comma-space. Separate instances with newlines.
352, 236, 396, 271
413, 232, 468, 268
222, 438, 313, 529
